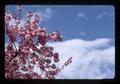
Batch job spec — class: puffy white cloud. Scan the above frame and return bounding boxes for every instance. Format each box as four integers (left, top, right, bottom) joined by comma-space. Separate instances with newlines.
76, 12, 88, 21
77, 13, 86, 18
33, 7, 53, 23
5, 38, 115, 79
48, 38, 115, 79
96, 11, 114, 20
80, 32, 87, 36
8, 7, 53, 28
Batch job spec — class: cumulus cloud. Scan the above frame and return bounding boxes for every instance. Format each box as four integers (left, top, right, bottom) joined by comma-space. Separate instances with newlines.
33, 7, 53, 23
5, 38, 115, 79
48, 38, 115, 79
80, 32, 87, 36
8, 7, 53, 28
96, 11, 114, 20
76, 12, 88, 21
77, 13, 85, 18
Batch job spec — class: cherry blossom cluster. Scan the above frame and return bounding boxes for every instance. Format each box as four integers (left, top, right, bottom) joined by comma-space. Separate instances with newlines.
5, 5, 72, 79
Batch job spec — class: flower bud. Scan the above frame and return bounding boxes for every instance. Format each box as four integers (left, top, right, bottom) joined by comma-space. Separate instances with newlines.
45, 59, 51, 64
54, 58, 59, 62
15, 20, 20, 25
25, 34, 31, 41
51, 64, 56, 69
27, 11, 33, 17
53, 53, 59, 58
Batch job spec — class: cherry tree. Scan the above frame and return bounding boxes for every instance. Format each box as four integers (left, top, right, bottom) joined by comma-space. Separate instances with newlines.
5, 5, 72, 79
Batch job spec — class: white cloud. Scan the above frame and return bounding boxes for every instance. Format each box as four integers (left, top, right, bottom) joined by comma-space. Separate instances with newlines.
80, 32, 87, 36
48, 38, 115, 79
33, 7, 53, 23
77, 13, 85, 18
5, 38, 115, 79
96, 11, 114, 20
8, 7, 53, 28
8, 19, 25, 28
76, 12, 88, 21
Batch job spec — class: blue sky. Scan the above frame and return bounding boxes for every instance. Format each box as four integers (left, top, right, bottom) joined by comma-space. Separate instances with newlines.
6, 5, 115, 41
5, 5, 115, 79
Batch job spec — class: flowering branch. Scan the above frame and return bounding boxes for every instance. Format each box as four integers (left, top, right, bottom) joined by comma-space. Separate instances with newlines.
5, 5, 72, 79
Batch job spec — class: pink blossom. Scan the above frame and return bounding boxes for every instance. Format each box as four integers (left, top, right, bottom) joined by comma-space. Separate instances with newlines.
27, 11, 33, 17
5, 5, 72, 79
